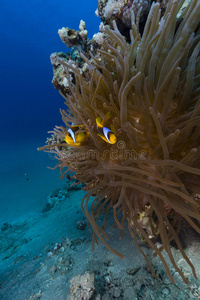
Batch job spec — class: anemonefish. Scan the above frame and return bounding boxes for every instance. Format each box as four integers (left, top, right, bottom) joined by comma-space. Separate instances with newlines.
96, 114, 117, 144
64, 125, 89, 146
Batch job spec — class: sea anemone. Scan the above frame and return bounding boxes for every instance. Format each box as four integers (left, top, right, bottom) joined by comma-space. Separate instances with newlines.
39, 0, 200, 284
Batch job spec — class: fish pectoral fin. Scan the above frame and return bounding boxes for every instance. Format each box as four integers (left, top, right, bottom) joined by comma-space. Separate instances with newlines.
97, 133, 109, 143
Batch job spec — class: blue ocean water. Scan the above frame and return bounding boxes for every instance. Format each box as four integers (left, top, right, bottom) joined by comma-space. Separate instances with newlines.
1, 1, 200, 298
0, 0, 99, 222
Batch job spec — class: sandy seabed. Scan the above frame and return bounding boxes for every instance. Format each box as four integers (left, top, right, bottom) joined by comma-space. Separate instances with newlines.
0, 178, 200, 300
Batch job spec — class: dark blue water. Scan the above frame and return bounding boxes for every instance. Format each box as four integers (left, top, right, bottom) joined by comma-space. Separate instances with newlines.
0, 0, 99, 223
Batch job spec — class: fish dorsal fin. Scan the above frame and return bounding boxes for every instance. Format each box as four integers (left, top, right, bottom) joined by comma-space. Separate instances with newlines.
96, 116, 103, 128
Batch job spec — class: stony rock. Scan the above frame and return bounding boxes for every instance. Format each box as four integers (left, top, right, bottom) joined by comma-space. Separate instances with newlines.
124, 287, 137, 300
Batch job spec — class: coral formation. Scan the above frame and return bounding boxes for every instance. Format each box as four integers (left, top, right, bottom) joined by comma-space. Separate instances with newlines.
97, 0, 170, 38
50, 20, 105, 96
67, 272, 95, 300
39, 0, 200, 284
58, 20, 89, 51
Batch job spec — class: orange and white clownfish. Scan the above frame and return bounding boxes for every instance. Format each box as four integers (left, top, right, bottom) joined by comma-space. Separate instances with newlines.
64, 125, 89, 146
96, 113, 117, 144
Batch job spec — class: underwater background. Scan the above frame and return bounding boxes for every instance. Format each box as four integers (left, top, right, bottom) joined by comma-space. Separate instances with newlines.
1, 0, 200, 299
0, 0, 99, 223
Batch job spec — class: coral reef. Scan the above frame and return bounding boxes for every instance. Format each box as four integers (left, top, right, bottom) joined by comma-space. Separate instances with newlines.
39, 0, 200, 284
50, 20, 106, 97
97, 0, 171, 38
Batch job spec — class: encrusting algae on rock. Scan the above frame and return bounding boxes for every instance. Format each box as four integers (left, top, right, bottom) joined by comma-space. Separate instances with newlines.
39, 0, 200, 284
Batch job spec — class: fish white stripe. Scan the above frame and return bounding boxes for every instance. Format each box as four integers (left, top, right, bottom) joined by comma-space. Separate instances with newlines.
103, 127, 111, 143
68, 128, 76, 143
